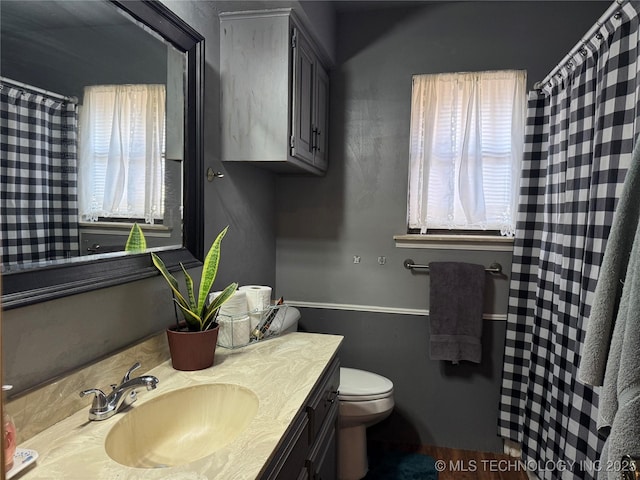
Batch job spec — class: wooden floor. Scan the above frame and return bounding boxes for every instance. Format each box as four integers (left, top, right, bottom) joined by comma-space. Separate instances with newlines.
417, 445, 528, 480
372, 443, 529, 480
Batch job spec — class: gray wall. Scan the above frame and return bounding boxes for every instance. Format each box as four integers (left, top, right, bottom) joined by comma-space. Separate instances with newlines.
276, 1, 610, 452
2, 0, 277, 394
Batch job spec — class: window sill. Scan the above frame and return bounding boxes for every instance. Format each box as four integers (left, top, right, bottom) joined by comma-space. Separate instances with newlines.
394, 234, 514, 252
79, 221, 172, 237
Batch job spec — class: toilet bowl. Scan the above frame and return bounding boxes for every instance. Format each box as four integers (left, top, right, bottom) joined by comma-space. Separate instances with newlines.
280, 307, 395, 480
338, 367, 394, 480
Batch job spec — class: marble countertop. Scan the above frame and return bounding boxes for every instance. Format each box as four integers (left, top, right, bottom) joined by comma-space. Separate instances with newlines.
16, 332, 343, 480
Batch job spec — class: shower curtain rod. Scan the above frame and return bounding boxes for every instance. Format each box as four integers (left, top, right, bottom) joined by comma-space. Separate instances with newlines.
534, 0, 626, 90
0, 76, 78, 104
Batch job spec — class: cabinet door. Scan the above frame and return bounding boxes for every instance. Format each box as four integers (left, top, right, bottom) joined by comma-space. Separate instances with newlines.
263, 413, 310, 480
313, 65, 329, 171
291, 28, 315, 165
307, 402, 338, 480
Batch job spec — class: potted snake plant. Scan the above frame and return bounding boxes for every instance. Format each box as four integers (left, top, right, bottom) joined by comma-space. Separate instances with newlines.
152, 226, 238, 371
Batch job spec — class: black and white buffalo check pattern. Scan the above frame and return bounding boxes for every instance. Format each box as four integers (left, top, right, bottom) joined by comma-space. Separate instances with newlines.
499, 2, 640, 479
1, 85, 79, 268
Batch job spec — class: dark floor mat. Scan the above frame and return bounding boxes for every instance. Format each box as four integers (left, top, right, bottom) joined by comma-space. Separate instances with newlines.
364, 450, 438, 480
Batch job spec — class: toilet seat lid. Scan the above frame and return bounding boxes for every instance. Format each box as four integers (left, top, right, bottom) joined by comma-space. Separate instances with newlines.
339, 367, 394, 401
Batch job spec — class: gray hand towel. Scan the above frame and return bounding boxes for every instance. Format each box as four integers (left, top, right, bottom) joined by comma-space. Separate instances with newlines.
429, 262, 486, 364
598, 219, 640, 470
604, 390, 640, 480
579, 134, 640, 386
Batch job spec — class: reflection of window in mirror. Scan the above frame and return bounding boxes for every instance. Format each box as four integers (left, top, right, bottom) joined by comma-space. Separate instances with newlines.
78, 84, 167, 224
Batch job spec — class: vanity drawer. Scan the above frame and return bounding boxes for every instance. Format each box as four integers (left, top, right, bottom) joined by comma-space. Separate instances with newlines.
306, 357, 340, 442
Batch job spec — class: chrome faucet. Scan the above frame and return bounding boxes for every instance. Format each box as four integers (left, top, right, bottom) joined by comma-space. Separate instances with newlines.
80, 362, 159, 421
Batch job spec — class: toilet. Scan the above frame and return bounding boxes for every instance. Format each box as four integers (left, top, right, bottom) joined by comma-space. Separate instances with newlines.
280, 307, 395, 480
338, 367, 394, 479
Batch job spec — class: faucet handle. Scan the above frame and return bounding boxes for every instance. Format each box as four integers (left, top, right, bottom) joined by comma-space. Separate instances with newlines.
121, 362, 141, 384
80, 388, 107, 409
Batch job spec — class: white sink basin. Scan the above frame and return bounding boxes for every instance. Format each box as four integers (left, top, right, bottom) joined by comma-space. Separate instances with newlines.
104, 383, 259, 468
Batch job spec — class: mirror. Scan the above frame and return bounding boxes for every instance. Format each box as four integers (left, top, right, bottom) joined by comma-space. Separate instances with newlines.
0, 0, 204, 309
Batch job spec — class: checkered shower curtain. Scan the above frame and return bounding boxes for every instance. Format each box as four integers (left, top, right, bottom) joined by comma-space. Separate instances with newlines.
498, 2, 640, 479
0, 85, 79, 268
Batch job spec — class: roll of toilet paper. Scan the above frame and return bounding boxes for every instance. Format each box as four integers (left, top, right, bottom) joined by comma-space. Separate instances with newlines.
210, 290, 250, 348
239, 285, 272, 311
218, 314, 251, 348
209, 289, 248, 318
239, 285, 272, 329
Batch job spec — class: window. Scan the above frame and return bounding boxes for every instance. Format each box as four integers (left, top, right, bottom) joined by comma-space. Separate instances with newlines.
407, 70, 526, 236
78, 84, 166, 224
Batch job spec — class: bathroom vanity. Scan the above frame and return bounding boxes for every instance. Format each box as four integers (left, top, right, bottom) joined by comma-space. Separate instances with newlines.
11, 332, 342, 479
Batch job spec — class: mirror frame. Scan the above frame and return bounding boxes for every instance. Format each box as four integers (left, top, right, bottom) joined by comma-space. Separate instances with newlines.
1, 0, 204, 310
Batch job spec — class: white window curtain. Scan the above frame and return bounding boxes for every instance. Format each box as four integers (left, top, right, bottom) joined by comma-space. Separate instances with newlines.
78, 84, 166, 223
408, 70, 526, 236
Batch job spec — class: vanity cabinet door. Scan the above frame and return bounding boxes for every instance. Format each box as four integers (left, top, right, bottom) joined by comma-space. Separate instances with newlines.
264, 413, 310, 480
306, 402, 338, 480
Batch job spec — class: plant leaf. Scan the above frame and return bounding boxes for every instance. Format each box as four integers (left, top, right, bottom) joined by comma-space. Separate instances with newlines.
125, 223, 147, 252
197, 226, 228, 316
174, 299, 203, 331
202, 282, 238, 328
181, 263, 196, 311
151, 252, 189, 310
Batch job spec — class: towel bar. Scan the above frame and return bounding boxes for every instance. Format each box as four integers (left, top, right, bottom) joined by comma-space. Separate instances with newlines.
403, 259, 503, 274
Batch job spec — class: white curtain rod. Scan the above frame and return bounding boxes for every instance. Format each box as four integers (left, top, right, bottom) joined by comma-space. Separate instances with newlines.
0, 76, 78, 104
534, 0, 626, 90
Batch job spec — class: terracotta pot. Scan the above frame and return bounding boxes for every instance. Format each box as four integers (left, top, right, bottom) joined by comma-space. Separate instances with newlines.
166, 324, 220, 371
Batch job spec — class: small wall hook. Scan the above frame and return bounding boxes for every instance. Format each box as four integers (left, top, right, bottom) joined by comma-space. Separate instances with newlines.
207, 167, 225, 182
